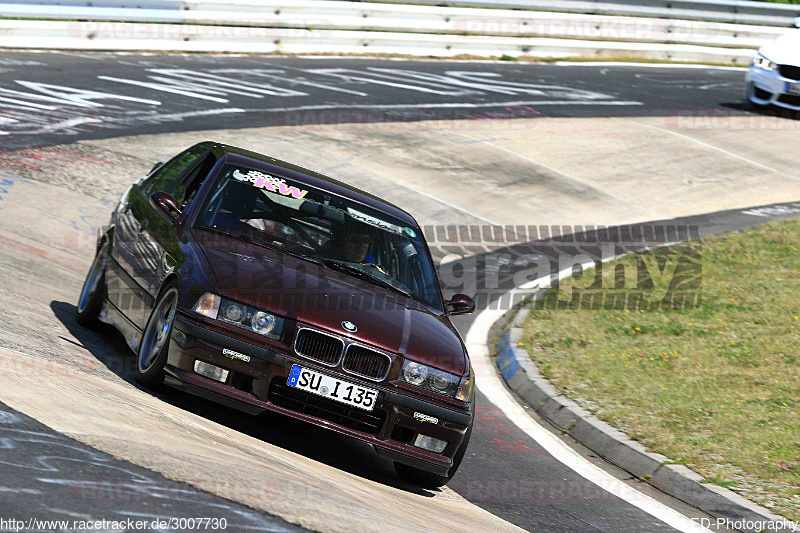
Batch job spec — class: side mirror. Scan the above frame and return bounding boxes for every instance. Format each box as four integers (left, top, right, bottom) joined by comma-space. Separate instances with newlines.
151, 191, 181, 222
446, 293, 476, 315
148, 161, 165, 175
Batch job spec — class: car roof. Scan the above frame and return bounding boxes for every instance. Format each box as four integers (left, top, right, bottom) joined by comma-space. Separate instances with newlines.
201, 141, 419, 227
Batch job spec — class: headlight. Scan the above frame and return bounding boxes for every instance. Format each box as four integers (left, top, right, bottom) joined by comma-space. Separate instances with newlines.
221, 302, 244, 323
402, 360, 428, 386
251, 311, 276, 335
752, 53, 778, 71
194, 293, 283, 340
400, 359, 461, 398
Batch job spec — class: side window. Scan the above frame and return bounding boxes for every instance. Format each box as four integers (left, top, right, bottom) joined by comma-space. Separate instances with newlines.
179, 153, 218, 211
143, 145, 209, 205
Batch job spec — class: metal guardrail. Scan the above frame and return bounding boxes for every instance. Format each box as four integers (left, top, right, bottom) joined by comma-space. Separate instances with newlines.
2, 0, 798, 26
0, 1, 790, 47
0, 0, 789, 61
380, 0, 800, 26
0, 18, 760, 63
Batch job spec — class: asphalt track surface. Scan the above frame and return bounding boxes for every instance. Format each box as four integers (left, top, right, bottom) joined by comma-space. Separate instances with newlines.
0, 402, 304, 532
1, 51, 798, 532
0, 52, 757, 151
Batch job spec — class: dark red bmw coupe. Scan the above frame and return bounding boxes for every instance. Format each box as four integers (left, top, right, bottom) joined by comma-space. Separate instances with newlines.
77, 142, 476, 487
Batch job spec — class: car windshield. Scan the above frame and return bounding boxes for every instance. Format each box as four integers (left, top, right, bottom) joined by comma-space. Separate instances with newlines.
195, 164, 443, 311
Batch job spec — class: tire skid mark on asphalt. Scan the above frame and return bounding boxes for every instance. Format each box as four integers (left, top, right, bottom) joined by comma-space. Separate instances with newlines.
442, 128, 667, 219
0, 175, 113, 273
0, 232, 87, 275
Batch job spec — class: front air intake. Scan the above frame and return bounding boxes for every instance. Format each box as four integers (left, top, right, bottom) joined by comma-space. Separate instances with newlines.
343, 344, 391, 381
294, 328, 344, 366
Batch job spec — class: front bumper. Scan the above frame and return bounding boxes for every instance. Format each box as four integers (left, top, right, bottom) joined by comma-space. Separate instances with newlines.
746, 66, 800, 110
168, 313, 472, 476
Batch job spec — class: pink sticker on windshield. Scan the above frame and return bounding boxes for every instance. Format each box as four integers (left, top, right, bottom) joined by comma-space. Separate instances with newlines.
233, 169, 308, 199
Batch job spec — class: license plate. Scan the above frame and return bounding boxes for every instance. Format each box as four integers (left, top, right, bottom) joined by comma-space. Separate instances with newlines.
786, 82, 800, 95
287, 365, 378, 411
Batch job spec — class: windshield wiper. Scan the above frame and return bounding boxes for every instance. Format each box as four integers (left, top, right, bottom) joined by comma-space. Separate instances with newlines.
322, 259, 412, 299
200, 226, 325, 266
278, 247, 325, 266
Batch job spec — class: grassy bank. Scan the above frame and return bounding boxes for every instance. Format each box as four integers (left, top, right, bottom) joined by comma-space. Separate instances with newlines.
519, 219, 800, 521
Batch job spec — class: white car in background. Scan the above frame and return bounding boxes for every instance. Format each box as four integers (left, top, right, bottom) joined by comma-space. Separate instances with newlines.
746, 23, 800, 110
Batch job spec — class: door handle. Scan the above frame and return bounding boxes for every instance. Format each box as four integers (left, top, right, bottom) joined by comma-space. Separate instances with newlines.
139, 219, 149, 233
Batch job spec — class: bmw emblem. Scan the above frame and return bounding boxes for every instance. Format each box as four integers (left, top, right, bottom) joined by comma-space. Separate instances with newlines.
341, 321, 357, 333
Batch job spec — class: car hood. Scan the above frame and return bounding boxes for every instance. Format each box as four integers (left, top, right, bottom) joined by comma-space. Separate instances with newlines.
193, 230, 466, 375
760, 31, 800, 66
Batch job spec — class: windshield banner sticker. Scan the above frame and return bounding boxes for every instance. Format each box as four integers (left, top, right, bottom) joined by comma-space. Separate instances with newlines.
233, 168, 308, 199
347, 207, 402, 235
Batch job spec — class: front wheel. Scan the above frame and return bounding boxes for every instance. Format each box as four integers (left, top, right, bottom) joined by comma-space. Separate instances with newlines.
136, 282, 179, 388
395, 402, 475, 489
76, 241, 109, 327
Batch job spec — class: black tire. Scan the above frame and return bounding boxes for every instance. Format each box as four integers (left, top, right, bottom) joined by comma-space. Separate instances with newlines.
395, 400, 475, 489
76, 241, 109, 327
136, 281, 179, 388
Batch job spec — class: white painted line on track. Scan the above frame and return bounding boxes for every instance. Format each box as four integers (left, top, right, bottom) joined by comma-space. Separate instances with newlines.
390, 181, 503, 227
98, 75, 230, 103
210, 66, 372, 97
115, 108, 247, 123
0, 486, 42, 495
629, 119, 800, 182
17, 117, 102, 135
259, 100, 644, 113
0, 95, 57, 110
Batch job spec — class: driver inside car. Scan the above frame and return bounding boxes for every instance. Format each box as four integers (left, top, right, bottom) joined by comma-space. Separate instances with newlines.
326, 223, 376, 264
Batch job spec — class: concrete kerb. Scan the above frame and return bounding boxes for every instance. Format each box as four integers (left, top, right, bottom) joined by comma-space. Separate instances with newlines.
494, 310, 789, 533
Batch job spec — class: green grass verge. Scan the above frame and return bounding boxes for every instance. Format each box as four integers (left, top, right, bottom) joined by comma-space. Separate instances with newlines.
519, 218, 800, 521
